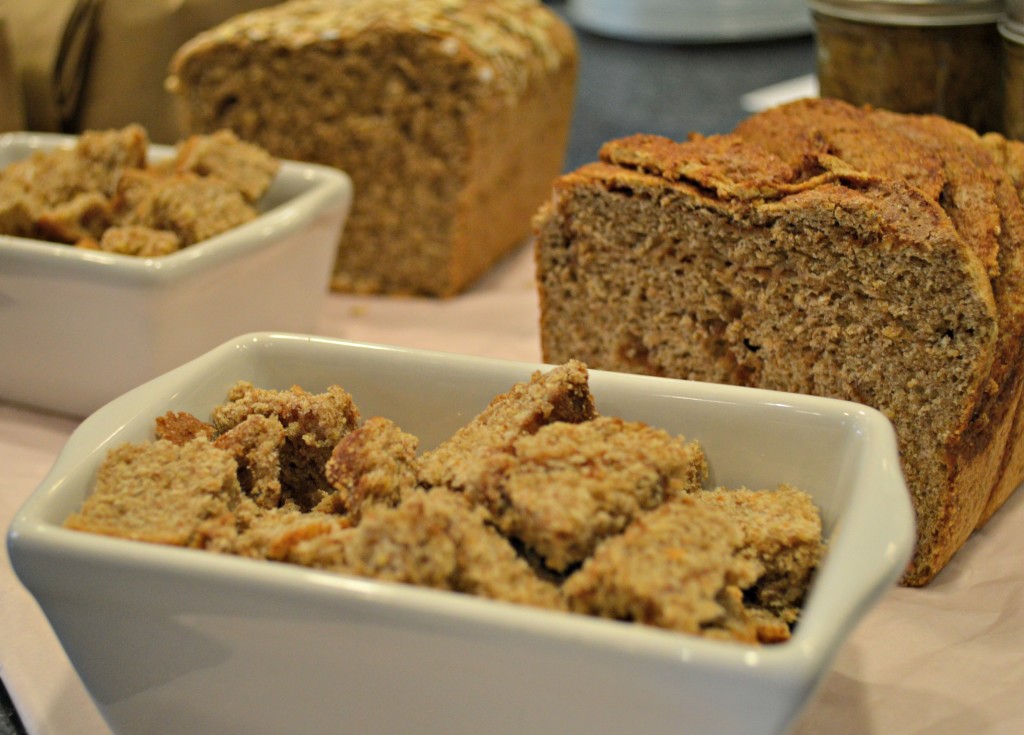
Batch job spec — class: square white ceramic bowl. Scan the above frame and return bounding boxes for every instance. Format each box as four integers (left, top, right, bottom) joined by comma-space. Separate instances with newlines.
0, 132, 352, 417
7, 333, 915, 735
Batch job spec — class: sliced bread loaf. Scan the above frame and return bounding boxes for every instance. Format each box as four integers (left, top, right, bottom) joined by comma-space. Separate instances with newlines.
533, 101, 1021, 584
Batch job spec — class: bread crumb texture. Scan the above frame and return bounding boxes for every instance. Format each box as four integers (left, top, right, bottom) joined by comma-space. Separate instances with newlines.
534, 98, 1024, 586
65, 361, 823, 645
0, 126, 279, 254
168, 0, 579, 296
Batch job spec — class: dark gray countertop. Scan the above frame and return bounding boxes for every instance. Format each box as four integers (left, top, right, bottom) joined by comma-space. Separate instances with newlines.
555, 4, 816, 171
0, 7, 815, 734
0, 681, 24, 735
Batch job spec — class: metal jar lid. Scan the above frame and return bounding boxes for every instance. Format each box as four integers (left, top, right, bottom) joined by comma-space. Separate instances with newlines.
807, 0, 1005, 26
1001, 0, 1024, 42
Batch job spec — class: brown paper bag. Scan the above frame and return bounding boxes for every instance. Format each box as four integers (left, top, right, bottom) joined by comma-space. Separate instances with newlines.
0, 0, 79, 132
0, 0, 275, 142
0, 18, 26, 132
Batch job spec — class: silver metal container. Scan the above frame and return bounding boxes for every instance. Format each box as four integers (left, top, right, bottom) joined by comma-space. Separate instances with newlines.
1001, 0, 1024, 137
809, 0, 1004, 132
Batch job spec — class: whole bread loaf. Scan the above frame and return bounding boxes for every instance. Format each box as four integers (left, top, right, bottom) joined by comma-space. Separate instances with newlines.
167, 0, 577, 296
533, 99, 1024, 586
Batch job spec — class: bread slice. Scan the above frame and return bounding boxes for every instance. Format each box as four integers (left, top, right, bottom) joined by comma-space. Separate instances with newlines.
732, 100, 1024, 583
168, 0, 578, 296
533, 107, 1006, 585
975, 132, 1024, 525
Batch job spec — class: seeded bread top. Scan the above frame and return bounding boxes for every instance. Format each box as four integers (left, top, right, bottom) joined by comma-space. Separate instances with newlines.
168, 0, 574, 103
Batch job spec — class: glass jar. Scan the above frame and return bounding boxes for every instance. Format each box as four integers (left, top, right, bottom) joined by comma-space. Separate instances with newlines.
1002, 0, 1024, 137
808, 0, 1004, 133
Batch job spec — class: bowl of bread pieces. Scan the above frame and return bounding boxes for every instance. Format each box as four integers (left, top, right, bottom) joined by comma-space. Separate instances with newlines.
0, 126, 352, 417
7, 333, 913, 735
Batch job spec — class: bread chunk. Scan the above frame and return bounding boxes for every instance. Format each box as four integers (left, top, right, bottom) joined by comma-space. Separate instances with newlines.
292, 488, 565, 610
25, 126, 148, 206
213, 414, 287, 510
94, 225, 182, 256
64, 438, 241, 548
457, 416, 707, 573
318, 416, 421, 521
167, 0, 578, 296
419, 359, 597, 491
534, 100, 1012, 585
113, 169, 257, 246
72, 125, 151, 198
562, 494, 792, 644
36, 192, 112, 243
211, 382, 362, 510
695, 485, 822, 620
171, 129, 280, 203
0, 178, 40, 238
221, 501, 353, 560
155, 410, 216, 445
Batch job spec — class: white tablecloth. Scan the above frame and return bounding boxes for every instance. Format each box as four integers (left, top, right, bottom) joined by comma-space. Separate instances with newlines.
2, 244, 1023, 734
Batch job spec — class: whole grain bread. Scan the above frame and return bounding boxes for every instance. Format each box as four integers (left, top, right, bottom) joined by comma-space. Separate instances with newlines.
533, 99, 1024, 585
562, 487, 821, 643
211, 381, 362, 510
167, 0, 578, 296
63, 438, 241, 548
439, 415, 707, 573
418, 359, 597, 490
